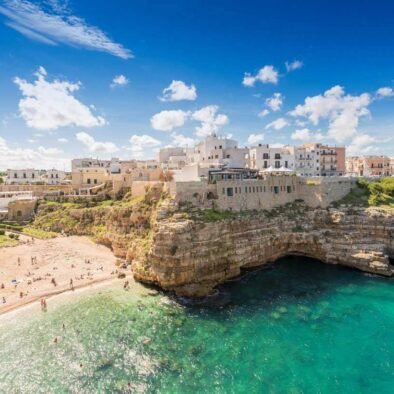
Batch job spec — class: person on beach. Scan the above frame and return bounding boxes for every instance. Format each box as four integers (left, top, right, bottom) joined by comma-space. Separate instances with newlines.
70, 278, 74, 290
51, 278, 57, 287
2, 297, 6, 304
40, 298, 47, 311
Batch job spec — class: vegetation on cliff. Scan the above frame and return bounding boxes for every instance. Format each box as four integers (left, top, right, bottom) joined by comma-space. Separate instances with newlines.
27, 185, 168, 264
335, 177, 394, 209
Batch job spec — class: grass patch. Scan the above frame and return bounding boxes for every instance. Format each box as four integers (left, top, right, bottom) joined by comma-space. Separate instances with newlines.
200, 209, 238, 222
22, 226, 59, 239
0, 234, 20, 247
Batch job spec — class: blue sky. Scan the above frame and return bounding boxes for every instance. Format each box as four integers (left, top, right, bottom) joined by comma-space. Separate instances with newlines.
0, 0, 393, 169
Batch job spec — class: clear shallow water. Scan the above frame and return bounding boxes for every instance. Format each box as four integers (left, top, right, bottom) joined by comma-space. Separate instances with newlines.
0, 257, 394, 394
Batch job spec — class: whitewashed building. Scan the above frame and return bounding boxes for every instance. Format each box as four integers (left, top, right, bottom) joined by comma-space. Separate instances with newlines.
6, 169, 42, 184
249, 145, 296, 171
46, 169, 67, 185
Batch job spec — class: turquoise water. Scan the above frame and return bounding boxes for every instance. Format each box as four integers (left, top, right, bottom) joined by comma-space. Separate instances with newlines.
0, 257, 394, 393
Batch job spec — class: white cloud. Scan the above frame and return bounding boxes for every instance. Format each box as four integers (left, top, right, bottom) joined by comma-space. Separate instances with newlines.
14, 67, 106, 130
242, 65, 279, 87
285, 60, 303, 72
265, 117, 288, 130
289, 85, 371, 142
376, 87, 394, 99
160, 80, 197, 102
76, 131, 118, 153
192, 105, 229, 137
291, 128, 324, 142
265, 93, 283, 112
170, 132, 195, 147
129, 134, 161, 158
247, 133, 264, 145
37, 145, 63, 155
0, 0, 132, 59
0, 137, 69, 169
150, 110, 189, 132
58, 137, 68, 143
111, 75, 129, 87
347, 134, 376, 155
258, 109, 269, 117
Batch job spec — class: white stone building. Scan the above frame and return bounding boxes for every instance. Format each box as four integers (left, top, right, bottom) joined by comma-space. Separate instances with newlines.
249, 144, 296, 171
46, 169, 67, 185
6, 169, 42, 184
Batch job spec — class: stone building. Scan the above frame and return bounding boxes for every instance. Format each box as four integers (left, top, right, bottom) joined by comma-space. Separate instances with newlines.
346, 156, 392, 177
6, 169, 42, 184
249, 144, 296, 171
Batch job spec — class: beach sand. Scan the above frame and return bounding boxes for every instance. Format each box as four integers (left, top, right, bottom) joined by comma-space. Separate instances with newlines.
0, 235, 130, 315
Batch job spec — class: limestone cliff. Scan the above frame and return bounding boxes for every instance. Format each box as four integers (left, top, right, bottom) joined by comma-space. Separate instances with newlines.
133, 204, 394, 297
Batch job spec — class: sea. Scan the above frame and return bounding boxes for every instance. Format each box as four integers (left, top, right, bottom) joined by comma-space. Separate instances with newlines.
0, 256, 393, 393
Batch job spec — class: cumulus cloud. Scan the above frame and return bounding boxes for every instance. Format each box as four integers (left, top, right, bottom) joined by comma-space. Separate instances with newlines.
347, 134, 376, 155
150, 110, 189, 132
289, 85, 371, 142
192, 105, 229, 137
242, 65, 279, 87
291, 128, 324, 142
128, 134, 161, 158
258, 109, 269, 117
376, 87, 394, 99
76, 131, 118, 153
0, 0, 132, 59
285, 60, 303, 72
266, 93, 283, 112
265, 117, 288, 130
111, 75, 129, 87
247, 133, 264, 145
160, 80, 197, 102
170, 132, 195, 147
0, 136, 69, 169
14, 67, 106, 130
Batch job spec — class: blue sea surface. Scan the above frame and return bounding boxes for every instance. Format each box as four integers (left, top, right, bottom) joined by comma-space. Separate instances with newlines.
0, 256, 393, 393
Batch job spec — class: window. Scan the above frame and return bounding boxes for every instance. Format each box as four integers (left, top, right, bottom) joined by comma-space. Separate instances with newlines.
275, 161, 280, 168
87, 178, 91, 184
249, 187, 252, 193
264, 161, 268, 168
287, 186, 292, 193
245, 187, 248, 193
274, 186, 279, 194
94, 179, 98, 184
14, 173, 17, 178
263, 153, 269, 159
227, 188, 233, 197
219, 145, 222, 149
285, 161, 288, 168
23, 173, 26, 178
253, 186, 255, 193
222, 188, 225, 195
226, 155, 230, 158
275, 153, 281, 159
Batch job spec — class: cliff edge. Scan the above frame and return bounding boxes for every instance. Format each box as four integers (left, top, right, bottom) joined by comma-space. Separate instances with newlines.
133, 203, 394, 297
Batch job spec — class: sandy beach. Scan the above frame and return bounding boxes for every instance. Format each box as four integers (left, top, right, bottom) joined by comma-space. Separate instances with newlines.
0, 235, 129, 315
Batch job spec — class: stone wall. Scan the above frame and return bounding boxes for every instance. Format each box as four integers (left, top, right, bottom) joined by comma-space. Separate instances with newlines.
299, 178, 356, 208
171, 176, 356, 211
0, 185, 72, 197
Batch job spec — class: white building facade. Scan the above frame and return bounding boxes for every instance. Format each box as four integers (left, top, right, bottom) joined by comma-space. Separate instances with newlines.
6, 169, 42, 184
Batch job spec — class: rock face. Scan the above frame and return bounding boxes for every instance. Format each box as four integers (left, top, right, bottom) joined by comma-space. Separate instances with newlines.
133, 205, 394, 297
